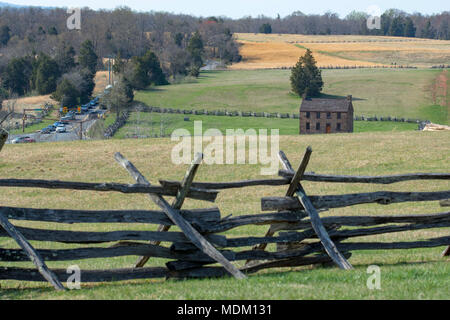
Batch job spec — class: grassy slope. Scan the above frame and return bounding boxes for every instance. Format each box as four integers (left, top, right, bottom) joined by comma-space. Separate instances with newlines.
135, 69, 448, 125
0, 131, 449, 299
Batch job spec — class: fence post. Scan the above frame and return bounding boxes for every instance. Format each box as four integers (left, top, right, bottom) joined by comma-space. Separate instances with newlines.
295, 184, 353, 270
246, 147, 312, 265
134, 153, 204, 268
0, 128, 7, 152
114, 152, 246, 279
0, 212, 65, 290
440, 199, 450, 257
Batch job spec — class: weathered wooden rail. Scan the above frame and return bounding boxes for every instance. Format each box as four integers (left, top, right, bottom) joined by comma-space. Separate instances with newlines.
0, 132, 448, 290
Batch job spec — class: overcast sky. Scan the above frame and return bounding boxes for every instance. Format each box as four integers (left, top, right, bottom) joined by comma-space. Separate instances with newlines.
4, 0, 449, 19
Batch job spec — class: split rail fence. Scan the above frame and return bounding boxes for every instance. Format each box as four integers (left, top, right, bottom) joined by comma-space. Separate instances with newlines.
0, 133, 449, 291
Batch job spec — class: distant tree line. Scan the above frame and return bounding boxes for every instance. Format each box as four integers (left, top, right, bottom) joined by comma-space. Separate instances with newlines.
243, 9, 449, 40
0, 7, 241, 94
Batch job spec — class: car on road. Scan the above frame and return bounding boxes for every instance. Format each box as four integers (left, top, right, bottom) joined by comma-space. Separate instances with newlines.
40, 127, 51, 134
53, 121, 63, 127
61, 114, 75, 121
11, 136, 36, 144
56, 125, 66, 133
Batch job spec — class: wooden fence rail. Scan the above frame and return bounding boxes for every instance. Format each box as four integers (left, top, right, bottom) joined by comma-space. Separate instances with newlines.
0, 141, 448, 289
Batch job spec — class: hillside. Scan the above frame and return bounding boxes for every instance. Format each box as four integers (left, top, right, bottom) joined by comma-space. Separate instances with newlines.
135, 68, 448, 124
2, 71, 110, 114
231, 33, 450, 69
0, 131, 449, 299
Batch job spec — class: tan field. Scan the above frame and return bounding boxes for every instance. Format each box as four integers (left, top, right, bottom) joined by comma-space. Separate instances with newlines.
229, 40, 381, 69
231, 33, 450, 69
2, 95, 57, 114
93, 70, 110, 95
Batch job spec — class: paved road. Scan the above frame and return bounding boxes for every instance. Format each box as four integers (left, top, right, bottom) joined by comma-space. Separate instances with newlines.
7, 109, 105, 144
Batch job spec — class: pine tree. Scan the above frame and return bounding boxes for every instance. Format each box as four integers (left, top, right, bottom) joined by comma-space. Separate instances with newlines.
389, 16, 405, 37
51, 79, 79, 107
78, 69, 95, 103
55, 42, 76, 74
78, 40, 98, 73
3, 57, 33, 96
0, 25, 11, 46
404, 17, 416, 37
187, 31, 204, 68
35, 54, 60, 95
129, 50, 167, 89
290, 49, 323, 97
259, 23, 272, 34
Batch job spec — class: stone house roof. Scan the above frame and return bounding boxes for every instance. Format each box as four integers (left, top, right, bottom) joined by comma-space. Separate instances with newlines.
300, 95, 353, 113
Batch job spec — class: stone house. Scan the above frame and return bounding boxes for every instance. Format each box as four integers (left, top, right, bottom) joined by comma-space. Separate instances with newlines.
299, 95, 354, 134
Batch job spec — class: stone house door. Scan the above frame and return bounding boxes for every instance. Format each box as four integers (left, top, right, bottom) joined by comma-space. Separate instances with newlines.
326, 123, 331, 133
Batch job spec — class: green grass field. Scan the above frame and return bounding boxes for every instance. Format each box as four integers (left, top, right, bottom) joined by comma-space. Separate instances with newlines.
9, 109, 60, 135
135, 69, 448, 125
0, 131, 448, 299
115, 112, 418, 138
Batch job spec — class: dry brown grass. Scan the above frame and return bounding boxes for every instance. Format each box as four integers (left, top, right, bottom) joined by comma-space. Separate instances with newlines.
3, 95, 57, 114
93, 70, 110, 95
231, 33, 450, 69
229, 40, 380, 70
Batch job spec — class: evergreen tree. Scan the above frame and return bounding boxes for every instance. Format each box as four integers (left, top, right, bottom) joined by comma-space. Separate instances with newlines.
404, 17, 416, 37
122, 77, 134, 103
51, 79, 79, 107
259, 23, 272, 34
47, 26, 58, 35
78, 40, 98, 73
78, 69, 95, 103
389, 16, 405, 36
380, 11, 393, 35
187, 31, 204, 68
3, 57, 33, 96
55, 42, 76, 74
142, 50, 167, 85
290, 49, 323, 97
0, 25, 11, 46
35, 54, 60, 95
129, 50, 167, 89
174, 32, 184, 47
